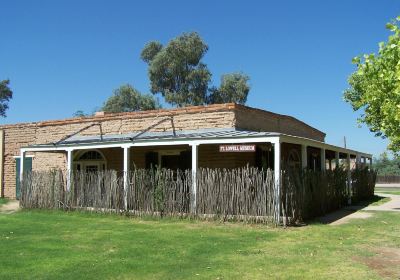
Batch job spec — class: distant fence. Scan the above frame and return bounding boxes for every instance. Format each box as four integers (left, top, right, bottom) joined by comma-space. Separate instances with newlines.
376, 175, 400, 184
20, 167, 376, 226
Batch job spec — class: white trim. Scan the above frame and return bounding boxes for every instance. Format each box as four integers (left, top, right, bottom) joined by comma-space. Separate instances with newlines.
20, 133, 371, 159
21, 136, 281, 152
13, 155, 35, 158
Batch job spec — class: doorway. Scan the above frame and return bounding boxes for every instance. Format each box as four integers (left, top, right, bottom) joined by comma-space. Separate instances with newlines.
15, 157, 32, 199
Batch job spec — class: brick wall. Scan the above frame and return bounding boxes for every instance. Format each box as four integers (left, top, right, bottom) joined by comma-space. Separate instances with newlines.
234, 105, 325, 142
0, 103, 325, 198
0, 104, 236, 198
3, 124, 37, 198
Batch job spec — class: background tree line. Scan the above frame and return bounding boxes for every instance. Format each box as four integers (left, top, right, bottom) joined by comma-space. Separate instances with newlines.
373, 152, 400, 176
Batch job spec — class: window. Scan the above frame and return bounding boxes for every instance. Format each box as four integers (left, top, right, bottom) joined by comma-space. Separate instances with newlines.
74, 150, 107, 172
78, 151, 104, 160
287, 149, 301, 169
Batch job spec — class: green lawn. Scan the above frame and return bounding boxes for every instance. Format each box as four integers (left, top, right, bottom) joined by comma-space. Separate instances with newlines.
0, 198, 8, 205
0, 209, 399, 279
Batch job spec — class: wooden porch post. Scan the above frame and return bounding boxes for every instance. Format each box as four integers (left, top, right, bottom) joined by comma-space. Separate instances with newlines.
355, 153, 361, 169
66, 149, 73, 191
320, 148, 326, 171
301, 145, 307, 169
273, 140, 281, 224
190, 143, 199, 214
335, 151, 340, 169
123, 146, 130, 211
19, 149, 25, 185
346, 153, 352, 204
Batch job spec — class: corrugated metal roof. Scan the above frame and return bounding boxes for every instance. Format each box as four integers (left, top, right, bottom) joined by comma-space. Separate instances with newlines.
23, 127, 373, 158
30, 128, 279, 147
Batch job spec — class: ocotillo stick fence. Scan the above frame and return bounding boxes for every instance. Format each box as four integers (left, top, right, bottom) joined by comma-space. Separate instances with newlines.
20, 167, 376, 226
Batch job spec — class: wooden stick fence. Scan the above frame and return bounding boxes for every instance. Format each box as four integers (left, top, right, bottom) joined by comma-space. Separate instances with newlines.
20, 167, 377, 225
376, 175, 400, 184
196, 168, 276, 223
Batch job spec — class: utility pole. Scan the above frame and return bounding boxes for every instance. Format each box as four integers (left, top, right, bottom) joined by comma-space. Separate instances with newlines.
343, 136, 347, 149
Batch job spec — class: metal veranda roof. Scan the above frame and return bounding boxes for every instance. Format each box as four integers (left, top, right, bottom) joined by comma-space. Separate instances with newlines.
23, 127, 372, 158
28, 128, 280, 148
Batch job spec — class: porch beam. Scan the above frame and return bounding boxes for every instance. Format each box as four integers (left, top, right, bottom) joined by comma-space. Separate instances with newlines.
190, 143, 199, 214
123, 146, 130, 211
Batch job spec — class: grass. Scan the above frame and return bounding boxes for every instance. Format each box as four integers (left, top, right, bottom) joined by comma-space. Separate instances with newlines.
0, 198, 8, 205
375, 186, 400, 195
0, 209, 399, 279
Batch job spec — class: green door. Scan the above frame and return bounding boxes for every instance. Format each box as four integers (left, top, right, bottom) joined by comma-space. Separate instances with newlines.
15, 157, 32, 200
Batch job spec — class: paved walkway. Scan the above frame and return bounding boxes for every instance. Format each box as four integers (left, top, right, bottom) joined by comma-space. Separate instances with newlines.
364, 193, 400, 212
0, 200, 20, 214
326, 193, 400, 225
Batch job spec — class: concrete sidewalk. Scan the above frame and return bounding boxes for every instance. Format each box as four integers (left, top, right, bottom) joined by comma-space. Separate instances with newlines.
363, 193, 400, 212
319, 193, 400, 225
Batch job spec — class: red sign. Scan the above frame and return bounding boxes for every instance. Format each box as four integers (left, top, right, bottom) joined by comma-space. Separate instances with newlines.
219, 145, 256, 152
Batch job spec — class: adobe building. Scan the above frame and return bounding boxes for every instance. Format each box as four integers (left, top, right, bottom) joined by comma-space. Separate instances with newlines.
0, 103, 372, 199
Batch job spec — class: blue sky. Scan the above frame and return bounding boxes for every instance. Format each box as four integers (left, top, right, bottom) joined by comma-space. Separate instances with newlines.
0, 0, 399, 157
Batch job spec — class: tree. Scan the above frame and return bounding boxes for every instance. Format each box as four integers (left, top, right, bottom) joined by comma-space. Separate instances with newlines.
141, 32, 211, 107
373, 152, 400, 175
102, 84, 161, 113
344, 16, 400, 153
0, 79, 13, 117
208, 73, 250, 104
73, 110, 87, 117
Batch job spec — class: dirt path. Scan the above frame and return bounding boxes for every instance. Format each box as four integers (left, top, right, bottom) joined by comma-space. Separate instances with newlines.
0, 200, 20, 214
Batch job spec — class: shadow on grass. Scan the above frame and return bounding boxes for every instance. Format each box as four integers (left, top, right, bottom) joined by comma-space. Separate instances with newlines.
353, 195, 389, 207
311, 195, 387, 225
